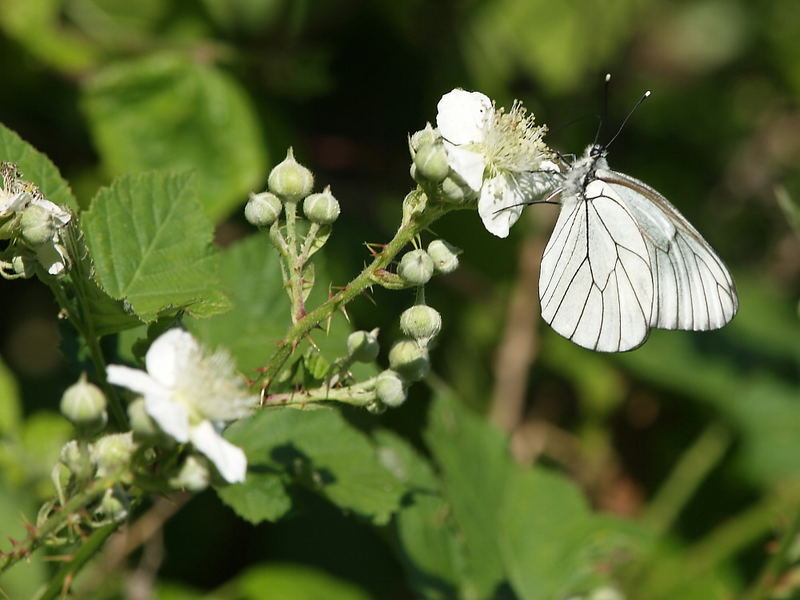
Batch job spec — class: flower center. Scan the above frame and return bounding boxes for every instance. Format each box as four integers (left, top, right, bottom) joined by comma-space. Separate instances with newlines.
481, 101, 548, 176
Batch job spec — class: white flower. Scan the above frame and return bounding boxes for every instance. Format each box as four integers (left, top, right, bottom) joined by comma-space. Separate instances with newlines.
107, 329, 256, 483
436, 89, 558, 237
1, 163, 72, 275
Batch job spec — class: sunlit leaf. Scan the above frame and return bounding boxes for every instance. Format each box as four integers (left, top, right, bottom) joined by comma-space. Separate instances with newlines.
222, 408, 405, 525
0, 123, 77, 211
82, 171, 230, 322
234, 563, 371, 600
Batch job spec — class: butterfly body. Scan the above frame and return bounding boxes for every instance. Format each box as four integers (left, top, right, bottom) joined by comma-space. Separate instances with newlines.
539, 145, 738, 352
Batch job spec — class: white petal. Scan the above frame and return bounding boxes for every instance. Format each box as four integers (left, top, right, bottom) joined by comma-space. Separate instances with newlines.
478, 174, 526, 238
107, 365, 166, 397
190, 421, 247, 483
145, 329, 199, 388
436, 89, 491, 146
145, 393, 190, 442
444, 145, 485, 191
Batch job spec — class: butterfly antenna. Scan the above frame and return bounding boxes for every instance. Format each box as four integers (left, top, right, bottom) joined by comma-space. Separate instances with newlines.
605, 89, 651, 149
593, 73, 612, 146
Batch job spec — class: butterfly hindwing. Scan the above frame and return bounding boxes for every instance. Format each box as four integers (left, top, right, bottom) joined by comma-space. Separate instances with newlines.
600, 170, 738, 331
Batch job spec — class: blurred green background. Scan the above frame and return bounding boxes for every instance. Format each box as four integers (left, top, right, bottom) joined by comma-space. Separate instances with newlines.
1, 0, 799, 598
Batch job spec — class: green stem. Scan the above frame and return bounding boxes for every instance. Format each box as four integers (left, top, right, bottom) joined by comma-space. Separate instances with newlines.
258, 193, 450, 388
744, 504, 800, 600
282, 200, 306, 322
298, 221, 321, 262
56, 224, 127, 428
38, 524, 117, 600
263, 375, 379, 407
0, 474, 122, 575
641, 422, 732, 536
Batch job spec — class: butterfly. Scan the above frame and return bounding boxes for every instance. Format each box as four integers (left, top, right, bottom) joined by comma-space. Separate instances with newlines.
536, 144, 738, 352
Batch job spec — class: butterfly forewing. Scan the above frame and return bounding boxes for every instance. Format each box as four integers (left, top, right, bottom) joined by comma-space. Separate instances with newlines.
539, 180, 654, 352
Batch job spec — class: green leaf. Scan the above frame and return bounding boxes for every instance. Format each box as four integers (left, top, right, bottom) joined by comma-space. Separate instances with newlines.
499, 471, 645, 600
0, 123, 77, 211
0, 0, 96, 72
0, 357, 21, 435
222, 408, 405, 525
82, 53, 268, 221
234, 563, 371, 600
424, 392, 514, 599
186, 234, 287, 375
216, 471, 292, 524
81, 171, 230, 322
424, 393, 642, 600
374, 431, 462, 600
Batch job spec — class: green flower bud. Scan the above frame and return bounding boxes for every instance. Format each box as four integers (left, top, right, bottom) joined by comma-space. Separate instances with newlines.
60, 439, 94, 481
11, 254, 35, 278
20, 204, 54, 246
60, 373, 108, 432
268, 147, 314, 201
366, 399, 387, 414
413, 141, 450, 183
375, 370, 407, 408
127, 397, 161, 440
397, 249, 434, 286
245, 191, 282, 227
92, 432, 136, 478
427, 239, 461, 274
94, 488, 129, 523
440, 176, 475, 204
400, 305, 442, 344
303, 186, 340, 224
409, 123, 439, 155
347, 329, 379, 363
388, 339, 430, 382
169, 455, 211, 492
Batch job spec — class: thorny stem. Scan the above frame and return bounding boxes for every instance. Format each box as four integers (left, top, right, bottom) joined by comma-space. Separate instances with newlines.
0, 472, 126, 575
258, 191, 452, 390
263, 375, 381, 407
744, 503, 800, 600
282, 200, 306, 322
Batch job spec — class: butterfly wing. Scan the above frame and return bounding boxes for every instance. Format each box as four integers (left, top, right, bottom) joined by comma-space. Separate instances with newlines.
598, 169, 738, 331
539, 180, 655, 352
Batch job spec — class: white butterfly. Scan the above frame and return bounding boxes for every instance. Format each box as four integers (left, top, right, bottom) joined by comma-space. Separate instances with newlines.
538, 144, 738, 352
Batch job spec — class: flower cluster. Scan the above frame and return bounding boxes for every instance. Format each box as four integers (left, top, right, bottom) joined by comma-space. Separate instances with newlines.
0, 162, 72, 277
412, 89, 558, 237
107, 329, 256, 484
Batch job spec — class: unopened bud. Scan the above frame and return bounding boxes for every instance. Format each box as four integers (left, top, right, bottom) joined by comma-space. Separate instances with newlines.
397, 249, 434, 286
409, 124, 439, 155
400, 305, 442, 344
375, 370, 407, 407
413, 141, 449, 183
60, 439, 94, 481
169, 455, 211, 492
347, 329, 379, 363
388, 339, 430, 382
92, 432, 135, 478
245, 191, 282, 227
60, 373, 107, 432
94, 488, 129, 522
427, 239, 461, 274
439, 176, 474, 204
268, 148, 314, 201
303, 186, 340, 224
128, 397, 161, 440
11, 254, 35, 278
20, 204, 54, 246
